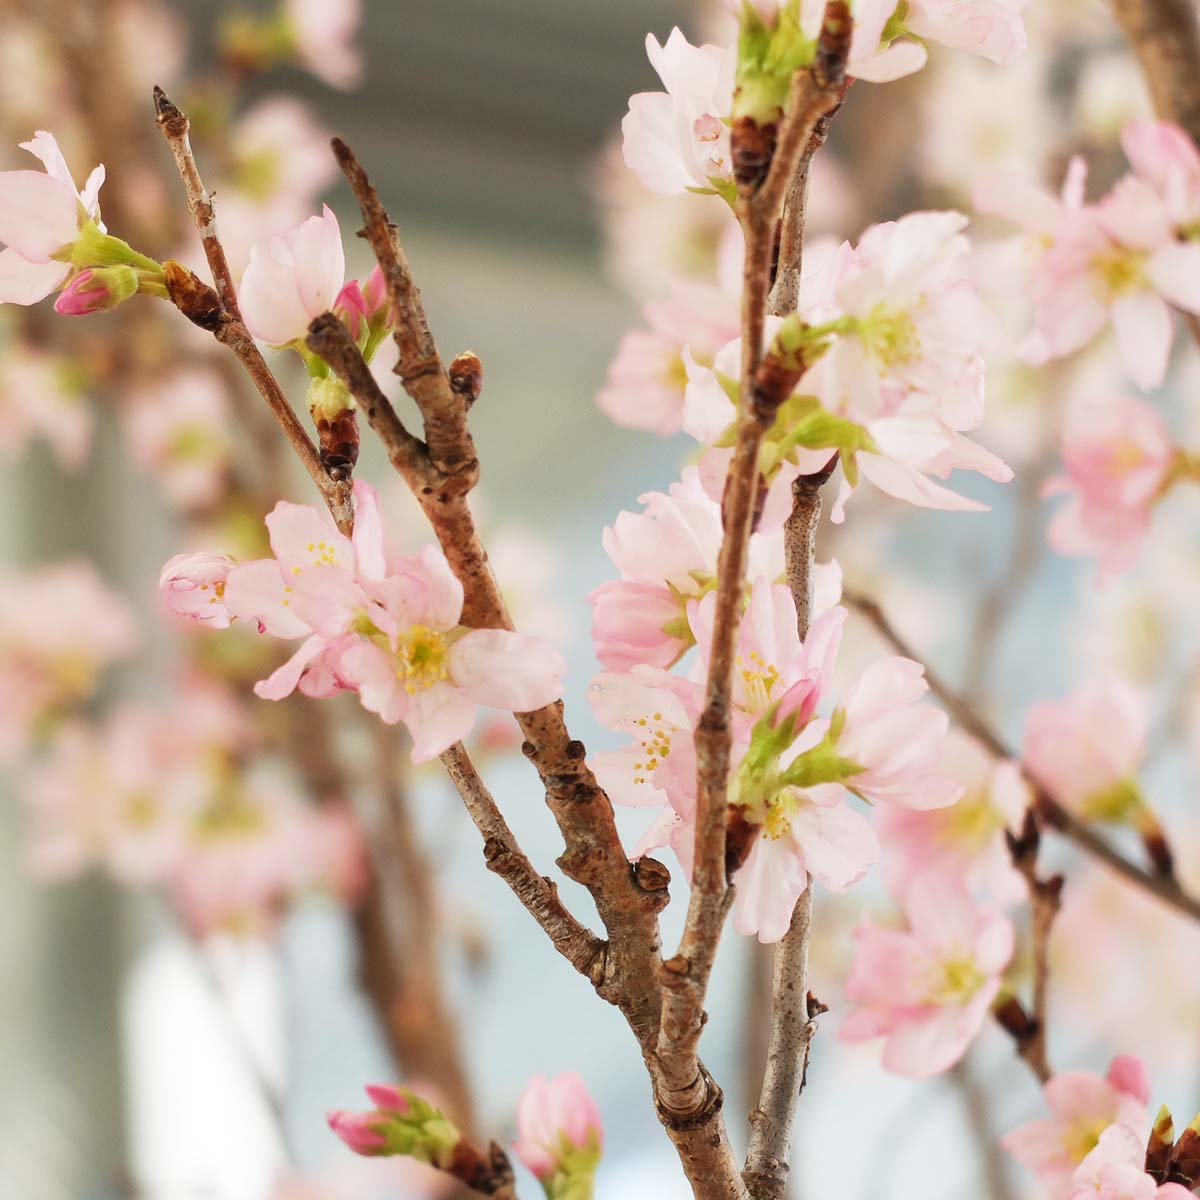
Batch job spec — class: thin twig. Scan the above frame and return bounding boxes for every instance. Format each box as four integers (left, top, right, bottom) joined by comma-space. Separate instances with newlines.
744, 466, 833, 1200
152, 88, 354, 533
842, 589, 1200, 924
658, 3, 851, 1135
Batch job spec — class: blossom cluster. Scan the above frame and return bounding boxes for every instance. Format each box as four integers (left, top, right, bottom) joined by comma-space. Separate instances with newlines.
161, 481, 567, 763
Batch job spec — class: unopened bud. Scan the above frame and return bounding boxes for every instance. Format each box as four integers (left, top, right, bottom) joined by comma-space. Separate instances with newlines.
54, 266, 139, 316
450, 351, 483, 408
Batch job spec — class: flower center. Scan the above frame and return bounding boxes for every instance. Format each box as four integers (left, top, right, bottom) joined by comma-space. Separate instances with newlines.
631, 711, 676, 787
928, 955, 986, 1004
859, 305, 921, 368
1091, 247, 1147, 299
936, 790, 1003, 852
395, 625, 450, 694
1061, 1116, 1111, 1164
737, 650, 781, 715
763, 789, 801, 840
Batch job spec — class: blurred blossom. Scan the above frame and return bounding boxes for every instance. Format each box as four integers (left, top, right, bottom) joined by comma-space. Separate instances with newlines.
0, 560, 135, 762
0, 345, 92, 468
1072, 52, 1152, 145
285, 0, 363, 90
125, 368, 232, 510
919, 51, 1052, 200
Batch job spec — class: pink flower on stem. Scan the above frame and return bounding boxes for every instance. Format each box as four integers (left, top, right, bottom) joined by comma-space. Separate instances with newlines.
328, 1084, 461, 1166
53, 265, 137, 315
1023, 678, 1147, 823
335, 265, 389, 342
1044, 394, 1176, 579
513, 1072, 604, 1191
839, 877, 1015, 1077
0, 130, 104, 305
621, 29, 736, 196
597, 278, 738, 435
1067, 1124, 1192, 1200
238, 205, 345, 346
286, 0, 362, 90
589, 467, 797, 671
328, 1085, 412, 1156
904, 0, 1030, 67
1003, 1055, 1150, 1196
1122, 119, 1200, 233
876, 730, 1029, 904
160, 552, 238, 629
836, 657, 963, 810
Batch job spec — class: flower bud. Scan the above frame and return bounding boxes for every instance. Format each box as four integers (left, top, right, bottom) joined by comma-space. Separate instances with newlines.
327, 1084, 461, 1167
513, 1073, 603, 1200
54, 267, 139, 316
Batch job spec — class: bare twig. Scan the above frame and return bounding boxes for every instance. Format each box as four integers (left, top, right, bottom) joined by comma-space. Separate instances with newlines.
842, 589, 1200, 924
152, 88, 354, 533
658, 3, 851, 1138
744, 466, 833, 1200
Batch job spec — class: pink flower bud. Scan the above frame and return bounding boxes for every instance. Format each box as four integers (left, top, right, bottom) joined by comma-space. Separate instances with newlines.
54, 266, 138, 316
327, 1109, 388, 1156
513, 1072, 603, 1182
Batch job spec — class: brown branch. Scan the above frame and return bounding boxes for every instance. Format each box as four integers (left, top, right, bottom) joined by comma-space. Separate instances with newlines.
440, 742, 609, 985
1110, 0, 1200, 147
743, 467, 833, 1200
324, 136, 759, 1196
842, 589, 1200, 924
361, 727, 477, 1134
657, 7, 851, 1137
152, 89, 354, 533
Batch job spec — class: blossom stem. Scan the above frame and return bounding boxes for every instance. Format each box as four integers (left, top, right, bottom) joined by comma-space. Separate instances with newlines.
152, 91, 354, 533
662, 0, 851, 1150
744, 465, 835, 1200
842, 588, 1200, 926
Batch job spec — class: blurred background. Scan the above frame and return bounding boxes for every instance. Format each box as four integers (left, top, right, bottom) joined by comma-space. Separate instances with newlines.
2, 2, 1200, 1199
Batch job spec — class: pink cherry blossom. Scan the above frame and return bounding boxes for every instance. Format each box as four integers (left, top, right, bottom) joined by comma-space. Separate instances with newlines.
160, 552, 237, 628
905, 0, 1031, 67
590, 467, 811, 671
286, 0, 362, 89
839, 877, 1015, 1077
621, 29, 736, 195
836, 657, 963, 810
513, 1072, 604, 1182
597, 278, 738, 435
1044, 394, 1175, 579
0, 347, 92, 469
876, 730, 1028, 903
1003, 1055, 1150, 1196
238, 205, 345, 346
1067, 1123, 1192, 1200
801, 0, 929, 84
1122, 119, 1200, 233
126, 369, 232, 509
0, 130, 104, 305
0, 560, 136, 762
1023, 678, 1147, 822
210, 482, 565, 762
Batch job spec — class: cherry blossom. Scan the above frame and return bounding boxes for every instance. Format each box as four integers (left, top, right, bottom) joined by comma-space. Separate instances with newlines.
328, 1085, 462, 1164
1023, 677, 1147, 824
839, 877, 1015, 1076
160, 552, 237, 629
0, 130, 104, 305
1003, 1055, 1150, 1196
1044, 394, 1176, 578
238, 205, 345, 346
0, 561, 136, 762
0, 347, 92, 469
285, 0, 362, 89
125, 369, 232, 509
1122, 119, 1200, 234
876, 730, 1028, 903
1067, 1123, 1192, 1200
621, 29, 736, 196
904, 0, 1031, 67
513, 1072, 604, 1194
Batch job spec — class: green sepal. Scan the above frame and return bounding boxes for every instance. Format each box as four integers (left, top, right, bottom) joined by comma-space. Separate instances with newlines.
307, 374, 356, 421
64, 219, 164, 276
373, 1090, 462, 1168
779, 710, 863, 790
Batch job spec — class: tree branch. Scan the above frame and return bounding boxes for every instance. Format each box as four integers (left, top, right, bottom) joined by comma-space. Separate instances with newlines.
842, 589, 1200, 924
1110, 0, 1200, 147
657, 6, 851, 1134
744, 466, 833, 1200
152, 88, 354, 533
